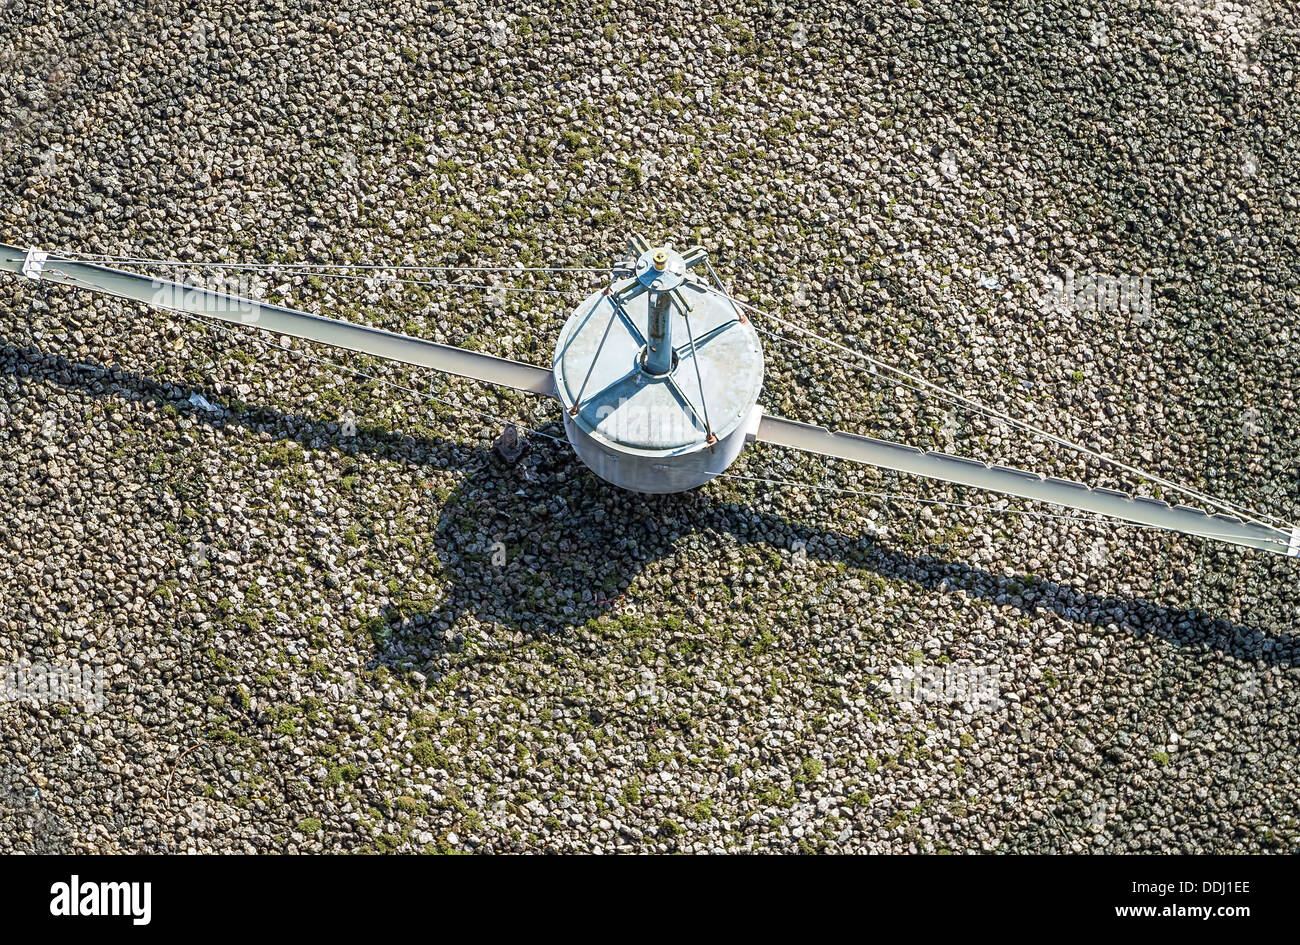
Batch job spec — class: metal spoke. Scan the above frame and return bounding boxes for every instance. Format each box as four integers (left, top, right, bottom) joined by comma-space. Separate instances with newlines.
679, 304, 715, 446
568, 289, 623, 418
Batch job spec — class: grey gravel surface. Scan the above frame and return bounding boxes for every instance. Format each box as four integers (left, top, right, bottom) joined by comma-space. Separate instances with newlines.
1, 0, 1298, 853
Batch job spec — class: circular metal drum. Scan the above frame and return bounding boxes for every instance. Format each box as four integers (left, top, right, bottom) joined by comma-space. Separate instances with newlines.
553, 245, 764, 494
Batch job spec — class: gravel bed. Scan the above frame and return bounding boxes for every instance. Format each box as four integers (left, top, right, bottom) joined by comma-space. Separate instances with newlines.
1, 0, 1297, 852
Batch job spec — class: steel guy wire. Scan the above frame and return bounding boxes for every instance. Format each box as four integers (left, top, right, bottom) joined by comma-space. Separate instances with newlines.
38, 257, 586, 297
31, 251, 613, 274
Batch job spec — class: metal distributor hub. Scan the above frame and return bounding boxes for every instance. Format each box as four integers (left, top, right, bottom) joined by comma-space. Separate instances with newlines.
552, 236, 765, 494
634, 245, 688, 290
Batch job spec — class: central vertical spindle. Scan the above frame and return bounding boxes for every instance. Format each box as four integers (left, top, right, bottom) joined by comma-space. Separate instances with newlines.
644, 249, 673, 375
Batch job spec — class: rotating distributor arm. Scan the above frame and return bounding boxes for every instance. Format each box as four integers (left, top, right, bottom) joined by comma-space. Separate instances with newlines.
0, 244, 558, 397
753, 413, 1300, 557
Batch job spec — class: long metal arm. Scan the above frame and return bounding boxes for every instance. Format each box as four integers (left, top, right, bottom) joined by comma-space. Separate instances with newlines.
755, 414, 1299, 557
0, 244, 556, 397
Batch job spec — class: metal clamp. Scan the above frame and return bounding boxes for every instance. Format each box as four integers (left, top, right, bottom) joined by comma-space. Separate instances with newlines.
22, 249, 49, 280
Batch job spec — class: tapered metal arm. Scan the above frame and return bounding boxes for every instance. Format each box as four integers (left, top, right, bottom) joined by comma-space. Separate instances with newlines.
755, 414, 1299, 556
0, 244, 556, 397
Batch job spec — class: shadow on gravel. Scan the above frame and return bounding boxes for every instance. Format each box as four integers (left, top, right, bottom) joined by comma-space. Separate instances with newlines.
7, 343, 1295, 675
390, 434, 1298, 672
